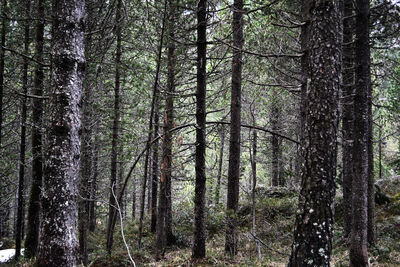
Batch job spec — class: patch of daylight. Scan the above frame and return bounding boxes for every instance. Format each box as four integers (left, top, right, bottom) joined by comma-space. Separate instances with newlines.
0, 248, 24, 263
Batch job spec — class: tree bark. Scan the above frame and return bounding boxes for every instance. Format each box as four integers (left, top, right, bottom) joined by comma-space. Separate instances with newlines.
106, 0, 122, 253
78, 2, 94, 261
35, 0, 85, 265
151, 96, 159, 232
15, 0, 30, 260
350, 0, 370, 265
156, 0, 176, 259
214, 126, 225, 205
150, 0, 167, 234
24, 0, 45, 258
341, 0, 355, 239
288, 1, 342, 266
271, 93, 280, 187
225, 0, 243, 256
137, 0, 167, 247
0, 0, 7, 239
192, 0, 207, 259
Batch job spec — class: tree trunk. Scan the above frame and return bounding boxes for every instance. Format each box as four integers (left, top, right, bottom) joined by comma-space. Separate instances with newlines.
24, 0, 45, 258
106, 0, 122, 253
214, 126, 225, 205
151, 96, 160, 232
156, 0, 176, 259
271, 94, 280, 187
225, 0, 243, 256
137, 0, 167, 247
78, 6, 94, 262
89, 121, 100, 232
0, 0, 7, 239
15, 0, 30, 260
341, 0, 355, 239
288, 1, 342, 266
35, 0, 85, 265
350, 0, 370, 265
367, 61, 376, 246
192, 0, 207, 259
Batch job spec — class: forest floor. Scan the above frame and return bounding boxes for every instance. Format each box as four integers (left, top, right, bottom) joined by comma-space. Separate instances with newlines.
2, 178, 400, 266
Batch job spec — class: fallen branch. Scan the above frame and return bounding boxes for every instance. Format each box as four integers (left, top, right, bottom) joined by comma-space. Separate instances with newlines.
249, 232, 290, 257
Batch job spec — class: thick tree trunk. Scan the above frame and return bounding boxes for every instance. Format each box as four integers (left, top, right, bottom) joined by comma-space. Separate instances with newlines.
156, 0, 176, 259
35, 0, 85, 265
24, 0, 45, 258
192, 0, 207, 259
15, 0, 30, 260
341, 0, 355, 239
214, 126, 225, 205
288, 1, 342, 266
106, 0, 122, 253
225, 0, 243, 256
350, 0, 370, 265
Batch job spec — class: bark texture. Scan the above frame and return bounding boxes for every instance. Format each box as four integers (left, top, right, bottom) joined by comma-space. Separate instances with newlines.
341, 0, 355, 239
350, 0, 370, 265
225, 0, 243, 255
288, 1, 342, 266
156, 0, 176, 259
25, 0, 45, 258
35, 0, 85, 265
15, 0, 30, 259
193, 0, 207, 259
106, 0, 122, 253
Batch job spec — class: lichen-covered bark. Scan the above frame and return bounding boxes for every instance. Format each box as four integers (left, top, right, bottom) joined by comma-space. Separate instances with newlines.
35, 0, 85, 265
25, 0, 45, 258
350, 0, 370, 265
288, 1, 342, 266
192, 0, 207, 259
225, 0, 243, 255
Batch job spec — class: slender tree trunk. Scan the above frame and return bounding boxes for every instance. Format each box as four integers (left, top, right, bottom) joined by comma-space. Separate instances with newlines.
288, 1, 342, 265
296, 0, 311, 188
15, 0, 30, 260
35, 0, 85, 265
78, 8, 94, 262
192, 0, 207, 258
251, 130, 257, 233
367, 64, 376, 246
214, 126, 225, 205
0, 0, 7, 239
151, 96, 160, 232
132, 174, 136, 219
350, 1, 371, 265
89, 121, 99, 232
137, 0, 167, 247
341, 0, 355, 239
0, 0, 5, 151
106, 0, 122, 253
24, 0, 45, 258
225, 0, 243, 255
156, 0, 176, 259
271, 95, 280, 187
